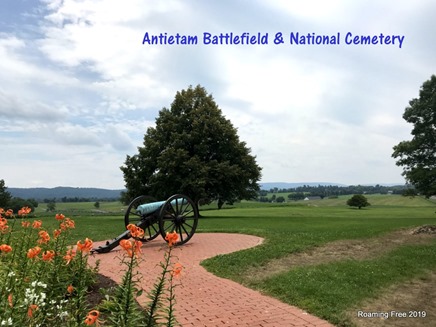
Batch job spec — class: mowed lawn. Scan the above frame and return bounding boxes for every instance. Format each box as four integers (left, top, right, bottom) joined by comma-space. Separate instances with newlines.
34, 195, 436, 326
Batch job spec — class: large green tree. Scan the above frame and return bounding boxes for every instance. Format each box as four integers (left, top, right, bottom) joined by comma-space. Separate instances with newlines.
346, 194, 370, 209
120, 85, 262, 207
0, 179, 12, 208
392, 75, 436, 197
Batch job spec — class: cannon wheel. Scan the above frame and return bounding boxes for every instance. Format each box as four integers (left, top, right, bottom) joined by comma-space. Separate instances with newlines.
159, 194, 199, 245
125, 195, 160, 242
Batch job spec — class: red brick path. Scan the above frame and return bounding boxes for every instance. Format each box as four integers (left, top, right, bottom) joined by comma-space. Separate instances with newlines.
89, 233, 334, 327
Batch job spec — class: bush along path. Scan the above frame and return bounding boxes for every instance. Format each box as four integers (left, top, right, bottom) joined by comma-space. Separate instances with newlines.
0, 208, 190, 326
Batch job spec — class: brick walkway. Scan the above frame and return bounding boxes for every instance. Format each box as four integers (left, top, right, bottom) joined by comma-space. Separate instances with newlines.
89, 233, 334, 327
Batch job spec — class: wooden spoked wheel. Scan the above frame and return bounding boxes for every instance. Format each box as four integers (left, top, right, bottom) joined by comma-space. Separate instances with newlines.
158, 194, 199, 245
124, 195, 160, 242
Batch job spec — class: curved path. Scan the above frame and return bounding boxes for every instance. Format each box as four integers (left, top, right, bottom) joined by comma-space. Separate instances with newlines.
89, 233, 334, 327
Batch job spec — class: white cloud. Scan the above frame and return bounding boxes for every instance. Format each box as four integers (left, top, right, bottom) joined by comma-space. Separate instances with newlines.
270, 0, 348, 22
0, 89, 69, 122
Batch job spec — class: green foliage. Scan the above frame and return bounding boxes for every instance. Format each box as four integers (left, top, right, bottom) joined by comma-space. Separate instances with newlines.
1, 208, 182, 327
99, 253, 143, 326
346, 194, 371, 209
287, 192, 306, 201
99, 239, 181, 327
7, 197, 38, 213
143, 249, 174, 326
402, 188, 418, 197
0, 180, 12, 208
0, 212, 98, 326
264, 184, 410, 198
46, 201, 56, 212
276, 196, 285, 203
120, 85, 262, 206
393, 75, 436, 197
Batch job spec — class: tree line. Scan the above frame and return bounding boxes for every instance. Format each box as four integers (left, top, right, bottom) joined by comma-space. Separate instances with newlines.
0, 179, 39, 213
258, 184, 414, 202
0, 180, 120, 213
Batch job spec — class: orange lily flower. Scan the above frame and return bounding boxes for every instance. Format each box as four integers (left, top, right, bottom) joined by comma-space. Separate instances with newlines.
21, 221, 31, 228
32, 220, 42, 229
77, 238, 93, 253
0, 218, 8, 234
67, 284, 74, 294
0, 218, 8, 231
165, 231, 179, 247
65, 218, 75, 228
134, 239, 142, 256
127, 224, 145, 238
53, 229, 61, 238
18, 206, 31, 216
84, 310, 100, 326
120, 239, 133, 257
27, 304, 38, 318
0, 244, 12, 253
8, 293, 13, 307
38, 230, 50, 244
42, 250, 55, 261
27, 246, 42, 259
119, 239, 142, 258
60, 218, 75, 230
63, 248, 76, 265
5, 209, 13, 217
172, 262, 183, 278
55, 213, 65, 221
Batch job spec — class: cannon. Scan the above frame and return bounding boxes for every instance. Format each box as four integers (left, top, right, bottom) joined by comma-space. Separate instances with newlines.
92, 194, 199, 253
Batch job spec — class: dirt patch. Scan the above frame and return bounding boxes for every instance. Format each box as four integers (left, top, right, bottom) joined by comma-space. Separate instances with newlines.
412, 224, 436, 235
346, 272, 436, 327
247, 226, 436, 281
87, 273, 118, 308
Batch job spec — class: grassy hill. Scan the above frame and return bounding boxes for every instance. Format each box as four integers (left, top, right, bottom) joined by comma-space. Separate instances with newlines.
8, 187, 124, 201
300, 194, 436, 207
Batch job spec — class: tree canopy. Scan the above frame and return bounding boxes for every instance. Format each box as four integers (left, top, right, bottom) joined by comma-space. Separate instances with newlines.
0, 179, 12, 208
346, 194, 370, 209
120, 85, 262, 207
392, 75, 436, 197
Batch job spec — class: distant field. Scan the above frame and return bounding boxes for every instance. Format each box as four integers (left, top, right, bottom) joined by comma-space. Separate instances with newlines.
35, 200, 125, 216
33, 194, 436, 214
297, 194, 436, 207
246, 193, 436, 207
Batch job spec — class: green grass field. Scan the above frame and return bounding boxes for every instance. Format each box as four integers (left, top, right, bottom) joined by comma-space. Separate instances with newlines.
31, 195, 436, 326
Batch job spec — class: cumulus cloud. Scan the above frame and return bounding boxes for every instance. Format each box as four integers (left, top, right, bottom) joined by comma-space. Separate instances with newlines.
0, 89, 68, 121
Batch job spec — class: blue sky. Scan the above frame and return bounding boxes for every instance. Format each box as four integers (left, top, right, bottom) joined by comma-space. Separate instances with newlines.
1, 0, 435, 189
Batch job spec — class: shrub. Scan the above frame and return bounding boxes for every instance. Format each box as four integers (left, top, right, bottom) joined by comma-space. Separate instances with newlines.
0, 208, 182, 326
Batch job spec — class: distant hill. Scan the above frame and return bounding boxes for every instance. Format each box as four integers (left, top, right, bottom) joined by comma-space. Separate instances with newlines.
9, 183, 407, 200
260, 182, 346, 190
8, 187, 124, 201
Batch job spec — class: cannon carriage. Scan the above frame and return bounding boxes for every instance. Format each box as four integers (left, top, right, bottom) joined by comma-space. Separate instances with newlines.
92, 194, 199, 254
